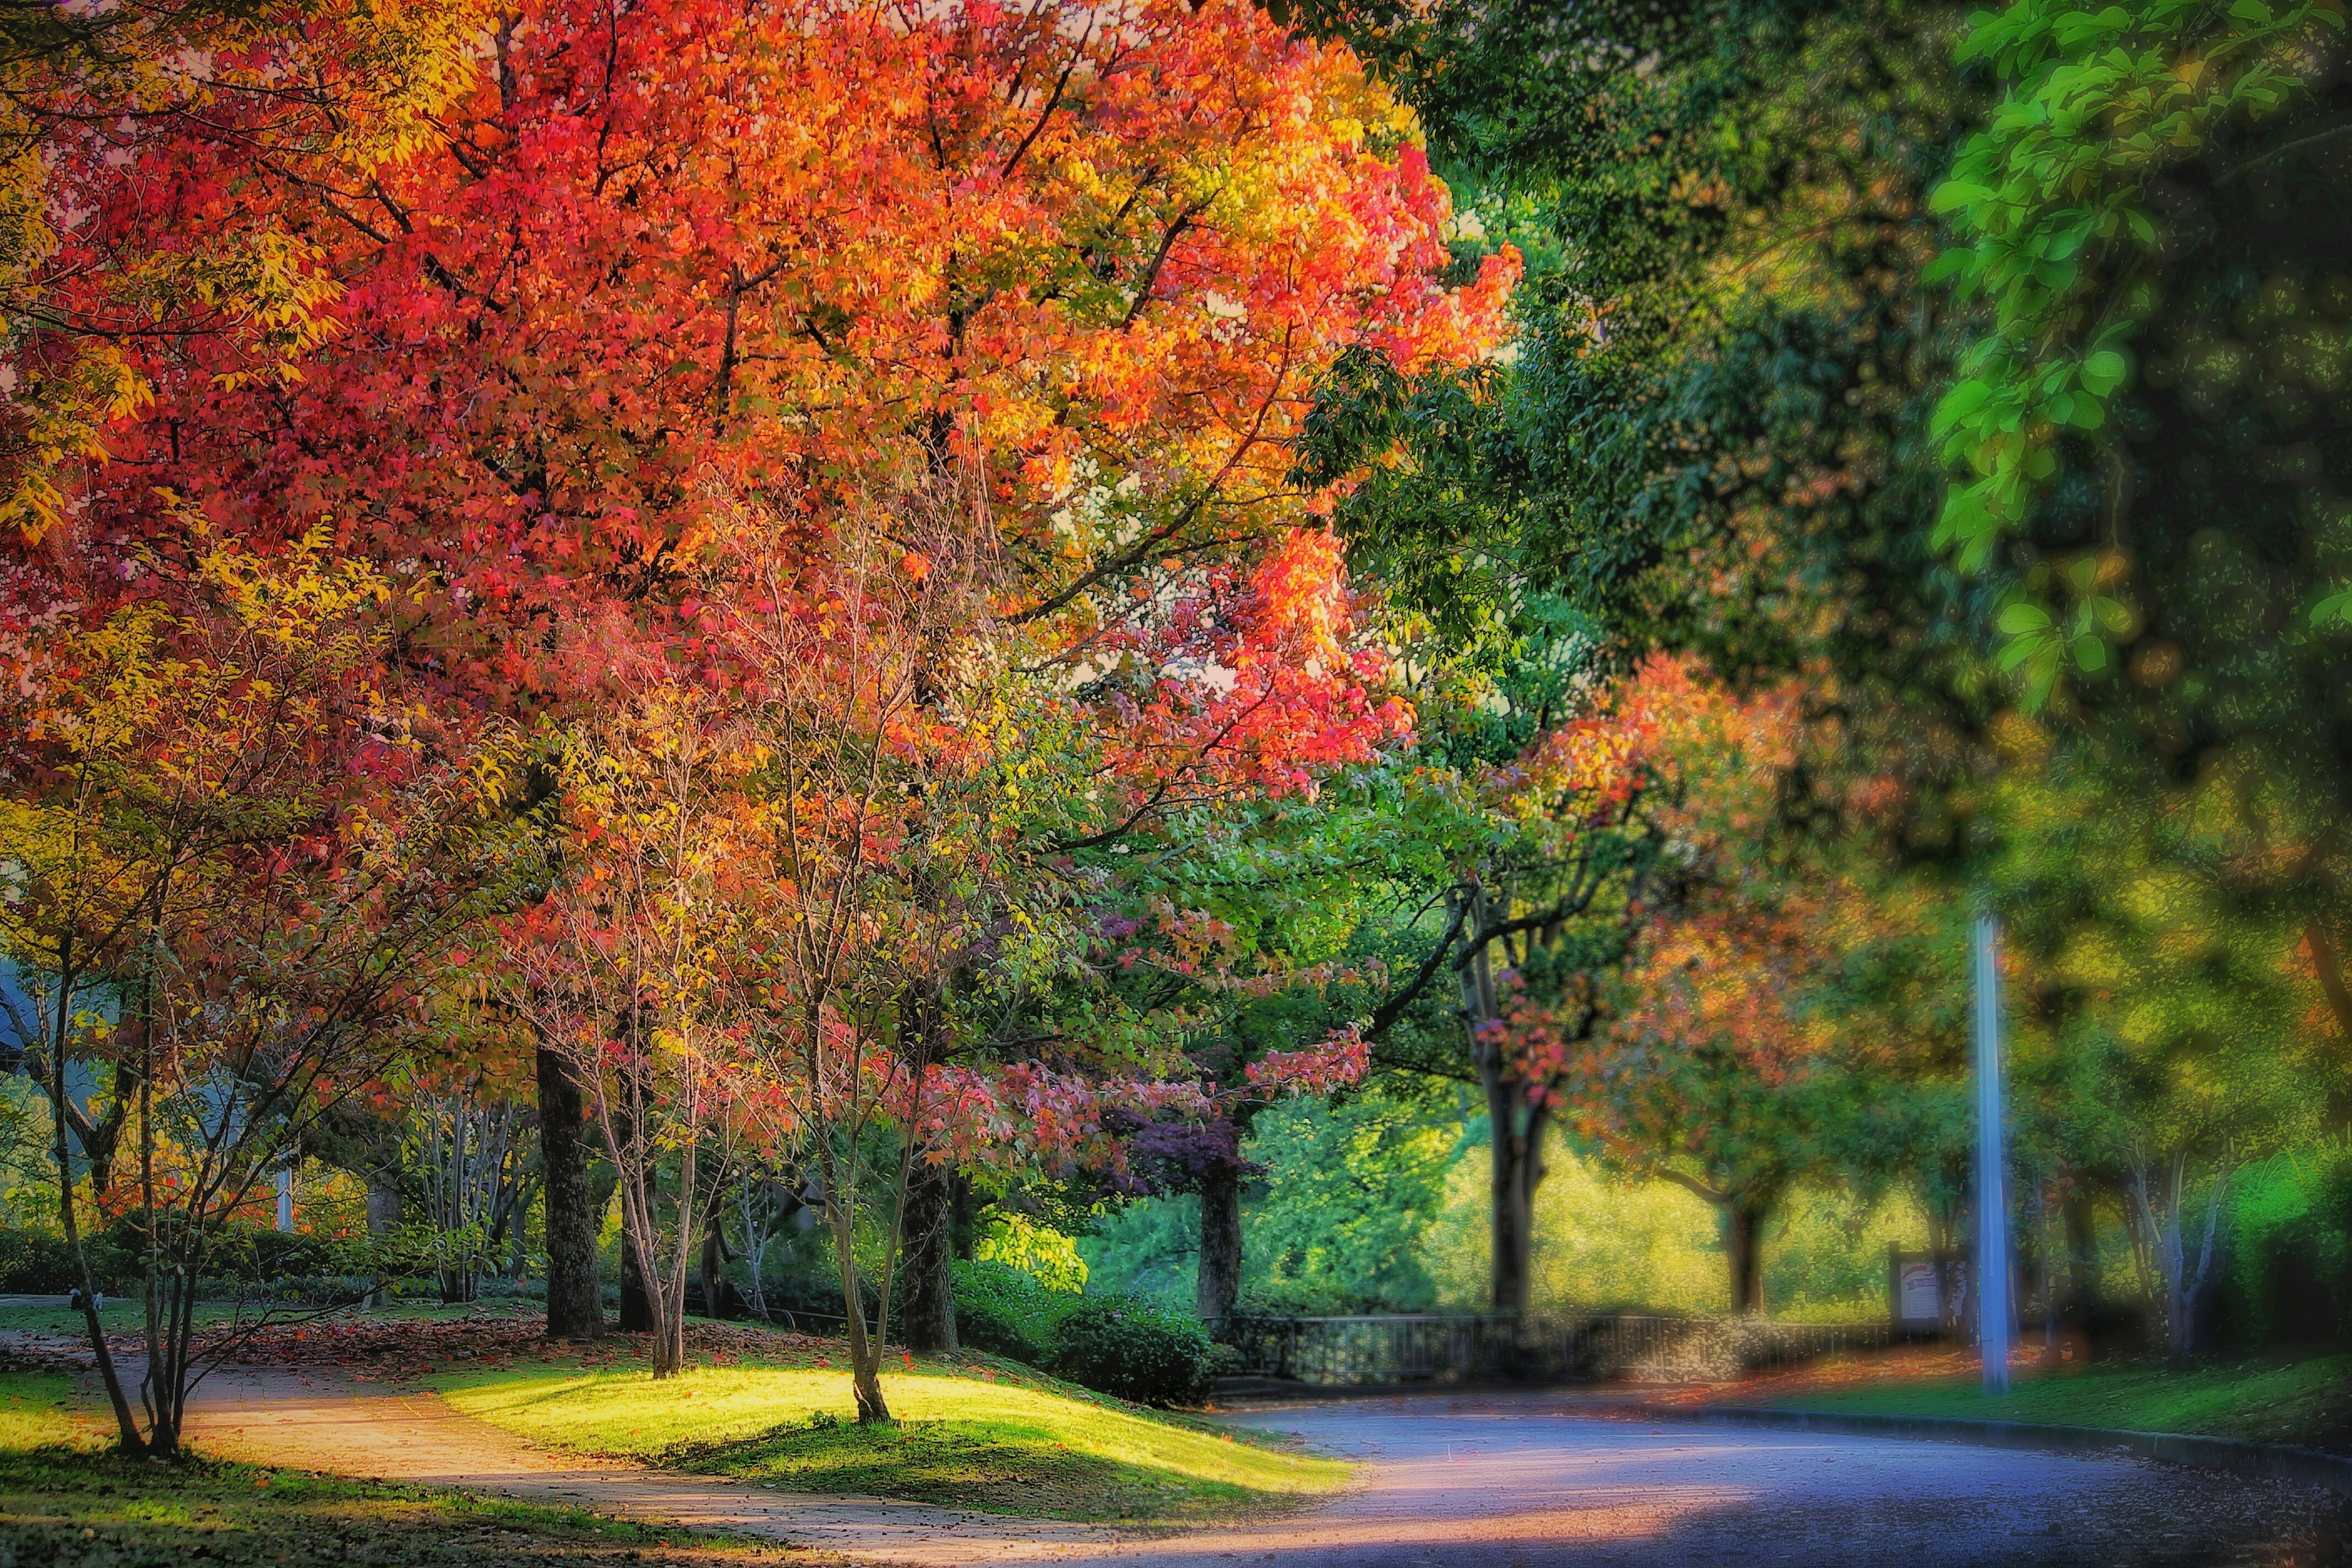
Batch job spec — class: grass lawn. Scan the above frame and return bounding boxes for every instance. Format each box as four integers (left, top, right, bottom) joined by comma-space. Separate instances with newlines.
0, 1371, 833, 1567
430, 1351, 1351, 1524
1747, 1351, 2352, 1448
0, 1299, 146, 1336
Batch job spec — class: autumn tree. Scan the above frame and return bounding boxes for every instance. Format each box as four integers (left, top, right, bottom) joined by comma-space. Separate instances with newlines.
0, 535, 511, 1455
21, 0, 1504, 1344
0, 0, 490, 548
507, 653, 769, 1379
16, 0, 1509, 1379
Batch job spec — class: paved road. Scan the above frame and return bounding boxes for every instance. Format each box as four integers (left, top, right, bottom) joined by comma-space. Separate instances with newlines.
185, 1377, 2345, 1567
1136, 1391, 2346, 1568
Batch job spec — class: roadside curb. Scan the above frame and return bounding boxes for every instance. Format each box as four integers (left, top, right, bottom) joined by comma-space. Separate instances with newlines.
1654, 1405, 2352, 1498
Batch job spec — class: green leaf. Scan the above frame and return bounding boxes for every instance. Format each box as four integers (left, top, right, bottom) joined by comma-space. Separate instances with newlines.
1998, 601, 2054, 634
1996, 635, 2045, 672
1922, 249, 1976, 285
2079, 349, 2128, 396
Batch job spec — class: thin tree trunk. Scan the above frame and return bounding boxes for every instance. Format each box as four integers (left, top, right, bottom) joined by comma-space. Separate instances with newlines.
1195, 1157, 1245, 1324
698, 1202, 733, 1319
1485, 1085, 1544, 1314
511, 1186, 532, 1283
2062, 1186, 2100, 1355
46, 951, 144, 1455
537, 1042, 603, 1340
619, 1213, 657, 1333
1724, 1197, 1768, 1314
827, 1177, 891, 1422
897, 1161, 958, 1354
1458, 887, 1544, 1316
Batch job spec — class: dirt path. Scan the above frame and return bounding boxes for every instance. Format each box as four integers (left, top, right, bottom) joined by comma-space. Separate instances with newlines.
189, 1376, 2345, 1567
187, 1368, 1119, 1564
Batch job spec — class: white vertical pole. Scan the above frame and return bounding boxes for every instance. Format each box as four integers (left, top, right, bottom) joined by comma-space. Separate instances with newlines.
276, 1164, 295, 1233
1974, 912, 2011, 1395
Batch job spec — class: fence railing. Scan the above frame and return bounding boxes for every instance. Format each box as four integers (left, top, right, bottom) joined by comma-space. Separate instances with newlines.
1210, 1310, 1891, 1387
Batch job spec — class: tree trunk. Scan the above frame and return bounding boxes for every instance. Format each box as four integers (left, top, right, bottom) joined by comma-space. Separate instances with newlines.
511, 1189, 531, 1283
696, 1202, 733, 1319
1195, 1158, 1245, 1325
897, 1162, 958, 1354
951, 1173, 978, 1261
1457, 891, 1548, 1316
48, 1016, 144, 1454
2062, 1188, 2100, 1343
620, 1224, 657, 1332
1724, 1197, 1768, 1314
364, 1170, 404, 1238
536, 1042, 603, 1340
825, 1177, 891, 1423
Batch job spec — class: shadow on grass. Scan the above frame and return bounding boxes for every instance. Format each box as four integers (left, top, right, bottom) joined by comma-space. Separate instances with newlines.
658, 1415, 1280, 1524
0, 1446, 806, 1568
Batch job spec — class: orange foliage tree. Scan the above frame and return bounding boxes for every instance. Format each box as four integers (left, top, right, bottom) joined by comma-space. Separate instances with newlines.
12, 0, 1512, 1388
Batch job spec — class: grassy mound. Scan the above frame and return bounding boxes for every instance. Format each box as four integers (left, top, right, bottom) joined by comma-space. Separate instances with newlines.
431, 1352, 1348, 1523
0, 1371, 817, 1568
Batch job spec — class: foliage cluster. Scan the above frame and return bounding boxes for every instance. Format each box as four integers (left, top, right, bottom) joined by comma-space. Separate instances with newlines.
948, 1259, 1215, 1406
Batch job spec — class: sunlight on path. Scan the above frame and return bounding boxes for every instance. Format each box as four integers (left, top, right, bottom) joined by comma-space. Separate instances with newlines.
189, 1368, 1115, 1564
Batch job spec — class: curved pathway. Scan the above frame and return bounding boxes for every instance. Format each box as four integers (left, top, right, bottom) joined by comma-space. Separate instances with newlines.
189, 1368, 1104, 1563
187, 1377, 2343, 1567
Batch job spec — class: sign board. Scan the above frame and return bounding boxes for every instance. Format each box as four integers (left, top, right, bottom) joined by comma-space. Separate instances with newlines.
1889, 1247, 1969, 1335
1897, 1261, 1940, 1325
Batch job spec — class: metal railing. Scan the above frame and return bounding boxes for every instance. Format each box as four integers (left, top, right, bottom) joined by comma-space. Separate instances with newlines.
1212, 1310, 1891, 1387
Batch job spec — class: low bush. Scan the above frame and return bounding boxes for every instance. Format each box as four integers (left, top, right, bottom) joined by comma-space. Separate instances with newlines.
0, 1227, 132, 1293
2222, 1148, 2352, 1348
951, 1257, 1079, 1363
951, 1258, 1216, 1404
1046, 1297, 1215, 1406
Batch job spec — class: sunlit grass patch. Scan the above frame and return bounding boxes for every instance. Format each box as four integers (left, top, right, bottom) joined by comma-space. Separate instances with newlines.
0, 1370, 813, 1567
0, 1370, 105, 1450
433, 1354, 1348, 1523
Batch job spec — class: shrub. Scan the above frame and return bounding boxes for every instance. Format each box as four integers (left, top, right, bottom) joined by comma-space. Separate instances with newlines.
0, 1229, 77, 1292
1046, 1297, 1215, 1406
951, 1257, 1079, 1363
2222, 1148, 2352, 1348
0, 1227, 133, 1294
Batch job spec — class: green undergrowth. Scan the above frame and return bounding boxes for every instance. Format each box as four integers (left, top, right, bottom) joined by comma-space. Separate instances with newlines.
0, 1372, 819, 1567
428, 1346, 1348, 1524
1752, 1351, 2352, 1449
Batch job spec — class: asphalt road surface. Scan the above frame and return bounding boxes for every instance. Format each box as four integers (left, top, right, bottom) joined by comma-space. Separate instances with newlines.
1110, 1391, 2346, 1568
